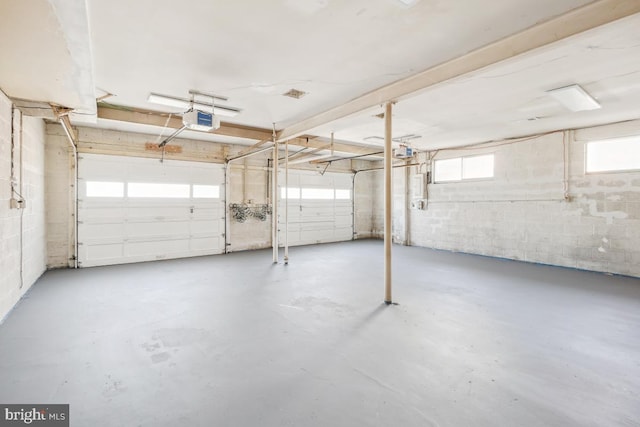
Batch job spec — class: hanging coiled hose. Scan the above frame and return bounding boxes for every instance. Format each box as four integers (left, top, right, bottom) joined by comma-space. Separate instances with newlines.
229, 203, 272, 223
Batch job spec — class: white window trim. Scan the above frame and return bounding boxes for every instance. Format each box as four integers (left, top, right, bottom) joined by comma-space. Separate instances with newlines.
584, 136, 640, 174
433, 153, 495, 183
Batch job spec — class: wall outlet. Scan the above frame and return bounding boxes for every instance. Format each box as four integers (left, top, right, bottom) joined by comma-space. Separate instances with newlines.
411, 199, 425, 210
10, 198, 26, 209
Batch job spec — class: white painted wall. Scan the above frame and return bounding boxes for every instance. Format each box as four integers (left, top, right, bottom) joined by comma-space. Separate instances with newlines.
45, 124, 74, 267
0, 90, 47, 321
354, 169, 375, 239
378, 123, 640, 277
226, 153, 273, 252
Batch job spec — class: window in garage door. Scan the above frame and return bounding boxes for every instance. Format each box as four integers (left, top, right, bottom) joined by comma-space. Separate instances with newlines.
278, 170, 353, 246
78, 154, 225, 267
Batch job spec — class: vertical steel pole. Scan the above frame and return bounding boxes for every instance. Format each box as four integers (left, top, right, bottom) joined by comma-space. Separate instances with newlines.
272, 125, 279, 263
384, 102, 393, 304
284, 139, 289, 264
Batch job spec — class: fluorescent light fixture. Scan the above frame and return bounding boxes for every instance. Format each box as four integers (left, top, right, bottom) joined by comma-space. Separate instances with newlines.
392, 134, 421, 142
546, 84, 601, 112
364, 134, 421, 142
147, 93, 241, 117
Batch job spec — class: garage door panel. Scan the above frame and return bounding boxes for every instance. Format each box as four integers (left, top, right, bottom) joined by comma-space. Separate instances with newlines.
79, 207, 125, 221
192, 207, 223, 217
301, 221, 336, 230
125, 206, 192, 218
191, 237, 222, 251
278, 170, 353, 247
192, 221, 222, 234
334, 228, 353, 241
125, 221, 191, 238
300, 230, 329, 243
83, 243, 124, 264
81, 223, 125, 239
334, 216, 352, 227
78, 154, 225, 267
125, 239, 191, 257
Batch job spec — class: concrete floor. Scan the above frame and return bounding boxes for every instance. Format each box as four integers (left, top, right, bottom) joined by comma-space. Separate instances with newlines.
0, 240, 639, 426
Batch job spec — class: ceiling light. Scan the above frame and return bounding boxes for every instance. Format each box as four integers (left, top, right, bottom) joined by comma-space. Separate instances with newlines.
147, 93, 241, 117
393, 134, 421, 142
364, 134, 422, 142
546, 84, 601, 112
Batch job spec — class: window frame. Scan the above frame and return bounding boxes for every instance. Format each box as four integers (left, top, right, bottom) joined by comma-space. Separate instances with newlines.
433, 153, 495, 183
585, 136, 640, 174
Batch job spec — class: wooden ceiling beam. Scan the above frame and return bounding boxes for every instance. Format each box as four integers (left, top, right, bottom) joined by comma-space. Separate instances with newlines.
96, 104, 382, 156
277, 0, 640, 141
289, 136, 383, 157
97, 105, 271, 141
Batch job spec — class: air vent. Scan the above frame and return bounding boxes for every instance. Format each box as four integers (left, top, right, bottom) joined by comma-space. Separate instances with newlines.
283, 89, 307, 99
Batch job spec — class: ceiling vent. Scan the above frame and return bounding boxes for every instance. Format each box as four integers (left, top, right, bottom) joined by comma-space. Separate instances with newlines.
283, 89, 307, 99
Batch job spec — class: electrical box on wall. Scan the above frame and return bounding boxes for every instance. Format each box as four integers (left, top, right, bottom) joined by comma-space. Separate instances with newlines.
411, 200, 425, 210
10, 198, 25, 209
411, 173, 425, 198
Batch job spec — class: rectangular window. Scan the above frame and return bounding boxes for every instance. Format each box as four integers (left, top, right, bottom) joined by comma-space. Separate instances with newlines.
301, 188, 334, 199
86, 181, 124, 197
586, 136, 640, 173
434, 158, 462, 182
434, 154, 494, 183
128, 183, 190, 198
463, 154, 494, 179
281, 187, 301, 199
335, 189, 351, 200
193, 185, 220, 198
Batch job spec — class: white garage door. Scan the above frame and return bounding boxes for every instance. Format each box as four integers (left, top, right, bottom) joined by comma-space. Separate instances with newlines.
78, 154, 225, 267
278, 170, 353, 246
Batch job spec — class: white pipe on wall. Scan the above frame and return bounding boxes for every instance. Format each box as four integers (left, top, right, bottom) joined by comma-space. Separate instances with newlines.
58, 115, 79, 269
272, 125, 279, 263
284, 139, 289, 264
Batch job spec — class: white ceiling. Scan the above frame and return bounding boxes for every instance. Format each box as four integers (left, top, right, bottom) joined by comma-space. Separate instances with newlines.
2, 0, 640, 154
86, 0, 591, 128
0, 0, 95, 115
310, 12, 640, 149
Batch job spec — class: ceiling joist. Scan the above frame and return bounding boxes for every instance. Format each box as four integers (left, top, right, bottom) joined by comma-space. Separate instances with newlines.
97, 104, 269, 141
277, 0, 640, 142
97, 104, 383, 157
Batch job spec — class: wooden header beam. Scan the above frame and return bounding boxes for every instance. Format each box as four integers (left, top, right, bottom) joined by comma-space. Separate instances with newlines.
96, 104, 382, 157
97, 105, 270, 141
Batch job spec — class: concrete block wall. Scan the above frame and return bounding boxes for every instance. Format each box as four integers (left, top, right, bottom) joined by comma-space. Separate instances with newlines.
0, 90, 47, 321
384, 122, 640, 277
45, 125, 73, 268
370, 165, 409, 242
226, 153, 274, 252
354, 168, 375, 239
